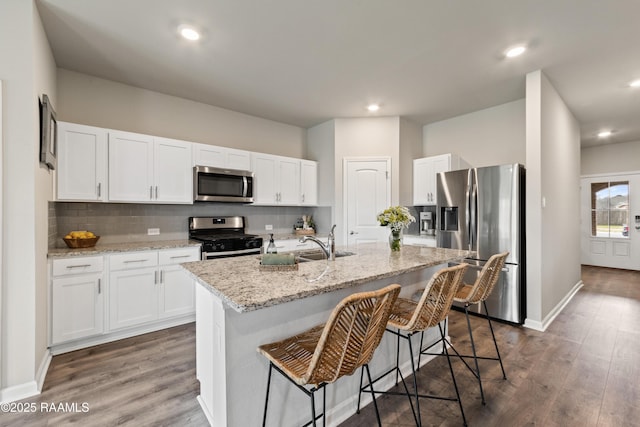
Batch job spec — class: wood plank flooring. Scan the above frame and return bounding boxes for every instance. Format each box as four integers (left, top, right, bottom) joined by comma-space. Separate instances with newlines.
1, 265, 639, 426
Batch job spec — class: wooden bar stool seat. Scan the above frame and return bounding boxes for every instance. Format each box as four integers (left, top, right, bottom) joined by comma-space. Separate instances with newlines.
258, 284, 402, 427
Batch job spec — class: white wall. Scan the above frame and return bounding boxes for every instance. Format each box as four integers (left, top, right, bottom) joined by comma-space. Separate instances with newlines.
0, 0, 56, 400
57, 69, 306, 158
525, 70, 581, 329
399, 118, 423, 206
306, 120, 336, 210
581, 140, 640, 175
423, 99, 526, 167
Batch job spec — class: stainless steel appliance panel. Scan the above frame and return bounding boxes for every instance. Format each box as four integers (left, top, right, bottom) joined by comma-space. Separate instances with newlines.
436, 168, 471, 250
450, 259, 524, 324
474, 164, 523, 264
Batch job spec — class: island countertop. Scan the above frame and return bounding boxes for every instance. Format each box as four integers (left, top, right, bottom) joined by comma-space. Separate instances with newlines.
181, 242, 471, 313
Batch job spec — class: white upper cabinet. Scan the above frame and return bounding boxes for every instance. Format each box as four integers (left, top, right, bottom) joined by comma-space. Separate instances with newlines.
413, 154, 467, 205
251, 153, 302, 205
300, 160, 318, 206
56, 122, 108, 201
109, 131, 192, 203
193, 143, 252, 171
154, 137, 192, 203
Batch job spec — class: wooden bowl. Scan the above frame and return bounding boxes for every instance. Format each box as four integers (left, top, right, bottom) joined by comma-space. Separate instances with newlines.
63, 236, 100, 248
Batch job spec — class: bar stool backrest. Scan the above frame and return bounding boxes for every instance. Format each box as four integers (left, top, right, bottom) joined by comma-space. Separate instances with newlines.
406, 263, 468, 332
304, 284, 401, 386
465, 252, 509, 304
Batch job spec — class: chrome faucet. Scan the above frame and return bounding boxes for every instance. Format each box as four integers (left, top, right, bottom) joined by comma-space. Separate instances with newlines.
300, 224, 337, 261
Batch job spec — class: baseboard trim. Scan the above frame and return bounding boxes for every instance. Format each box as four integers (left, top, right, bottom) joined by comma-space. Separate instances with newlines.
0, 381, 39, 404
524, 280, 584, 332
36, 348, 52, 392
0, 349, 52, 404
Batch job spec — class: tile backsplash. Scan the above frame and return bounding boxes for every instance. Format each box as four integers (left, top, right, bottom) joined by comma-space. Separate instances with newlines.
51, 202, 331, 248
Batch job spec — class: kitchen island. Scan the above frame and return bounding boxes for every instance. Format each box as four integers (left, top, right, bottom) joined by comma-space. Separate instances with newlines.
181, 242, 471, 427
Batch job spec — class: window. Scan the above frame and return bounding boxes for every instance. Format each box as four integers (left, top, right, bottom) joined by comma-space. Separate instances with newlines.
591, 181, 629, 238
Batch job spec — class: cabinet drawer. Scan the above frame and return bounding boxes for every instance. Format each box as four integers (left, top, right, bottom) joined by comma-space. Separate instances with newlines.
110, 251, 158, 271
158, 247, 200, 265
52, 256, 104, 277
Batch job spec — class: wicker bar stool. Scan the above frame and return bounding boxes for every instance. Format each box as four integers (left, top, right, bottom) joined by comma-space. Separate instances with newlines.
357, 263, 469, 427
450, 251, 509, 404
258, 284, 402, 427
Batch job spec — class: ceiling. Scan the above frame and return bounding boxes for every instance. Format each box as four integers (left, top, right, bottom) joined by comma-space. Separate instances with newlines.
37, 0, 640, 147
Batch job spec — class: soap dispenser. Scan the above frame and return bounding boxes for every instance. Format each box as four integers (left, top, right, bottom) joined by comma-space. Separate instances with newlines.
266, 233, 277, 254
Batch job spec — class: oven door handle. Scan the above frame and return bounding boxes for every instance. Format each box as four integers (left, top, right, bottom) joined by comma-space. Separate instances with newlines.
202, 248, 261, 260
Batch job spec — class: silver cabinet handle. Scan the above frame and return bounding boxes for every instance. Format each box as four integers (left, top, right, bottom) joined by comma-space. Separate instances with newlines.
170, 255, 191, 259
155, 186, 158, 199
160, 270, 164, 283
97, 183, 101, 197
301, 193, 305, 203
66, 264, 91, 269
98, 278, 101, 294
150, 186, 153, 200
154, 270, 158, 284
124, 259, 148, 263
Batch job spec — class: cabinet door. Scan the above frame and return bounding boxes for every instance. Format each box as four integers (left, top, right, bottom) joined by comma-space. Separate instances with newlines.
430, 155, 451, 205
51, 274, 104, 344
300, 160, 318, 206
158, 265, 195, 319
194, 143, 226, 168
109, 131, 154, 202
413, 158, 431, 205
278, 157, 300, 205
57, 122, 108, 201
226, 148, 252, 171
413, 155, 451, 205
154, 137, 193, 203
252, 154, 278, 204
109, 267, 158, 330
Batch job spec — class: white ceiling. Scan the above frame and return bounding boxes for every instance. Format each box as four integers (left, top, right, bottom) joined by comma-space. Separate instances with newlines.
37, 0, 640, 147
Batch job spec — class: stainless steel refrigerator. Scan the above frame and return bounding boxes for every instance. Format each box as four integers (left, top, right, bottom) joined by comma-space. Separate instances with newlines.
436, 163, 526, 324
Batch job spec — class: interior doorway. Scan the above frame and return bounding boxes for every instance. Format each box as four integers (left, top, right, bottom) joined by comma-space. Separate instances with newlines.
580, 173, 640, 270
343, 158, 391, 247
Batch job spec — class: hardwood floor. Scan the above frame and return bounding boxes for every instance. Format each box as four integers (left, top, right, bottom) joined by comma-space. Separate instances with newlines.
342, 265, 640, 427
2, 265, 639, 426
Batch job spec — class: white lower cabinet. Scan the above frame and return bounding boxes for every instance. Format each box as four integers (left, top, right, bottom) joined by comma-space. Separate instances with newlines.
50, 256, 105, 345
109, 247, 199, 331
49, 246, 199, 352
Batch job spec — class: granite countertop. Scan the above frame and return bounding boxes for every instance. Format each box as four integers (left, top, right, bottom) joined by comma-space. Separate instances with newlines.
181, 242, 472, 313
48, 239, 202, 258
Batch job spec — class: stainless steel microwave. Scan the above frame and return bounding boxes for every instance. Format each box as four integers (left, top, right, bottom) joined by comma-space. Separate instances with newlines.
193, 166, 254, 203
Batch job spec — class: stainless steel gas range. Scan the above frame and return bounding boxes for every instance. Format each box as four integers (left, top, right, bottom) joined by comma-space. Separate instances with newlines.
189, 216, 263, 260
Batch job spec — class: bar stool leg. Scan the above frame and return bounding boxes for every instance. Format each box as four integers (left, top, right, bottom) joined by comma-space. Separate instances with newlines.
262, 363, 273, 427
464, 305, 486, 405
484, 301, 507, 380
407, 335, 423, 427
438, 323, 467, 426
364, 364, 383, 427
310, 389, 317, 427
356, 367, 365, 414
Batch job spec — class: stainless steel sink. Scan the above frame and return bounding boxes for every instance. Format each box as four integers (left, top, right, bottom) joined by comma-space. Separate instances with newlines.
297, 250, 355, 262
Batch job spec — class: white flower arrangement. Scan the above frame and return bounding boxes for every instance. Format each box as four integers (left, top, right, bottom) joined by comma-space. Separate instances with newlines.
376, 205, 416, 232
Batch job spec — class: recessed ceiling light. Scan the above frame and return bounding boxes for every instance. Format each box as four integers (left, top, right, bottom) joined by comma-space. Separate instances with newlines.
367, 104, 380, 112
505, 45, 526, 58
598, 130, 612, 138
629, 79, 640, 88
179, 25, 200, 41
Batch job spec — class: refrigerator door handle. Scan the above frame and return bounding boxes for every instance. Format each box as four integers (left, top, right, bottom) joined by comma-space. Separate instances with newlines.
470, 169, 478, 251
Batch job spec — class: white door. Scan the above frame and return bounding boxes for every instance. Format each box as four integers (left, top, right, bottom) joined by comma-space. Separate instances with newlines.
581, 173, 640, 270
344, 158, 391, 246
278, 157, 300, 205
109, 268, 158, 330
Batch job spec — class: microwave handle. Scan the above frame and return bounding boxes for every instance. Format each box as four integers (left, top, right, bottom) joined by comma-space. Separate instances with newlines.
242, 176, 248, 198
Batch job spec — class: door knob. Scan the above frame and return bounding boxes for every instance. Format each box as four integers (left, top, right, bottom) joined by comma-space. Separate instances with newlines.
350, 231, 359, 235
